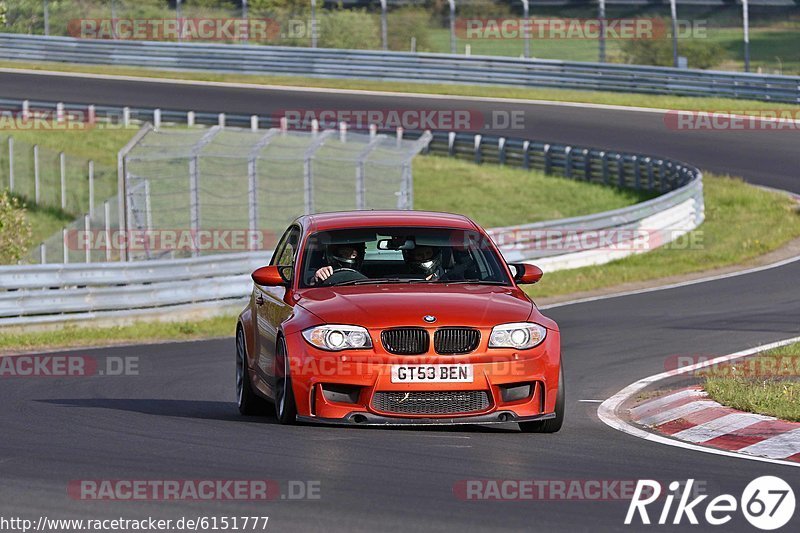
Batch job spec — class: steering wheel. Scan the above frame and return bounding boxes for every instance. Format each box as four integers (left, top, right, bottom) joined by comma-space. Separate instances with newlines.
321, 268, 368, 286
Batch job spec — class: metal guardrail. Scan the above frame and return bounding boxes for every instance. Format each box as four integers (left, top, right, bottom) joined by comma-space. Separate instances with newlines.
0, 98, 703, 325
1, 33, 798, 103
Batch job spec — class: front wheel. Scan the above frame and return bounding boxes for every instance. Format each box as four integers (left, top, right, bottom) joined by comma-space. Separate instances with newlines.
274, 337, 298, 425
519, 362, 564, 433
236, 327, 269, 416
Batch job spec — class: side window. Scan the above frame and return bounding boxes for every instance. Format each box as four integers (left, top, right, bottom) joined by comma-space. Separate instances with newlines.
270, 226, 302, 268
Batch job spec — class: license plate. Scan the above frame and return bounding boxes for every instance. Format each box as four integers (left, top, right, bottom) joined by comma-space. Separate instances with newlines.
391, 364, 474, 383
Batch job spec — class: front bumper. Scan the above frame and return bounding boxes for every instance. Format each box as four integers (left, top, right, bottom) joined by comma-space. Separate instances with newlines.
298, 411, 556, 426
284, 328, 561, 423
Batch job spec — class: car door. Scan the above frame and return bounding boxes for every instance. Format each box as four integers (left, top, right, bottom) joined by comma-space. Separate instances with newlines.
254, 224, 302, 393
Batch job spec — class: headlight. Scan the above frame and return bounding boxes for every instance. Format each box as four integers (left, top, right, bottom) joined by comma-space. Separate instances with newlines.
302, 325, 373, 351
489, 322, 546, 350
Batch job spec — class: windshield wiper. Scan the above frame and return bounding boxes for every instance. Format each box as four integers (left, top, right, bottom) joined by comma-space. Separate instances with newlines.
334, 278, 411, 286
430, 280, 508, 285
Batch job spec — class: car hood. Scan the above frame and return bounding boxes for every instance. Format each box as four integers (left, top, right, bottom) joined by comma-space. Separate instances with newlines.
295, 284, 543, 329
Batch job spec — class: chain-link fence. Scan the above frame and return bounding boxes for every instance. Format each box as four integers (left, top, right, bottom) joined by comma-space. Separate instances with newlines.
121, 126, 430, 261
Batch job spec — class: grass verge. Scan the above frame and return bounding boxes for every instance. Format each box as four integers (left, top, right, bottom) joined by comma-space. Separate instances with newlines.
2, 60, 799, 115
527, 174, 800, 298
704, 342, 800, 422
0, 315, 237, 353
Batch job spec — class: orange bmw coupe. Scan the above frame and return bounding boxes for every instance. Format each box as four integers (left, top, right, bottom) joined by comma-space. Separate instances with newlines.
236, 211, 563, 432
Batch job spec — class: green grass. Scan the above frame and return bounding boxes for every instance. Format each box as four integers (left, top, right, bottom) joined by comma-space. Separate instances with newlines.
0, 315, 237, 353
526, 174, 800, 298
414, 155, 652, 228
2, 59, 799, 116
704, 342, 800, 422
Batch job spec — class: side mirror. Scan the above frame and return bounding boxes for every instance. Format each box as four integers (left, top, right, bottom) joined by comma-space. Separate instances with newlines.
251, 265, 290, 287
509, 263, 543, 285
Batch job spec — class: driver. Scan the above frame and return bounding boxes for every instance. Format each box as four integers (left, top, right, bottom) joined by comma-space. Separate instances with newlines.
403, 245, 444, 281
313, 242, 366, 284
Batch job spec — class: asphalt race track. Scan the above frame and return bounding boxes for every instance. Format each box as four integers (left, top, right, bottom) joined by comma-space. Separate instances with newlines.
0, 70, 798, 532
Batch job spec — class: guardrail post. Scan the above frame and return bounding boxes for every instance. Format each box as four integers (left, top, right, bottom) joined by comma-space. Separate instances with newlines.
646, 157, 654, 191
448, 131, 456, 156
473, 134, 482, 164
218, 113, 226, 128
56, 102, 64, 124
632, 156, 641, 190
616, 154, 625, 188
583, 149, 591, 181
339, 122, 347, 143
522, 141, 530, 169
154, 109, 162, 130
62, 228, 69, 264
564, 146, 573, 179
60, 152, 67, 210
396, 127, 404, 148
123, 107, 130, 128
498, 137, 506, 165
543, 144, 552, 175
84, 214, 91, 263
88, 161, 94, 216
600, 151, 609, 185
187, 111, 195, 127
22, 100, 30, 120
33, 145, 40, 204
7, 137, 13, 192
104, 200, 111, 262
87, 104, 96, 125
250, 115, 259, 131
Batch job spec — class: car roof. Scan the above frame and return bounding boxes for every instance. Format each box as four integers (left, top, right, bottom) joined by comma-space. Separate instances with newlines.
301, 210, 479, 233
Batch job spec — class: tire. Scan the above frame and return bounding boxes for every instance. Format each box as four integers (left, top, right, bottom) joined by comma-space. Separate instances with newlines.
274, 336, 298, 425
519, 362, 564, 433
236, 327, 269, 416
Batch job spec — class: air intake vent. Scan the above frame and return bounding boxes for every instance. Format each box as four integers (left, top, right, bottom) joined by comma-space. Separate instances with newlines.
434, 327, 480, 354
381, 328, 429, 355
372, 391, 491, 415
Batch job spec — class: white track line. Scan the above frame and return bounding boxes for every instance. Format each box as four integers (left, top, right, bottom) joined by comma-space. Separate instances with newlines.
598, 335, 800, 468
542, 254, 800, 309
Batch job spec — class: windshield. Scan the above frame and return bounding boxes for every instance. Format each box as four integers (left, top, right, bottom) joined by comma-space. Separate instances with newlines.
299, 226, 511, 288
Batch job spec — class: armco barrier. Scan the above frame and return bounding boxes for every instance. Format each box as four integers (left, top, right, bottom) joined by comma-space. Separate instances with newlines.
0, 100, 703, 326
0, 33, 798, 103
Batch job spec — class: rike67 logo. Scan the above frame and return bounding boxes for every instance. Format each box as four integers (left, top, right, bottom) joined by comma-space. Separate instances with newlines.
626, 477, 795, 530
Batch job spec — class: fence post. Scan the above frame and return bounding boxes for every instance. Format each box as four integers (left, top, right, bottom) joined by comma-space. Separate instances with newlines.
189, 157, 200, 257
339, 122, 347, 143
40, 243, 46, 265
646, 157, 655, 191
616, 154, 625, 188
633, 155, 641, 190
33, 144, 40, 204
380, 0, 388, 51
564, 146, 573, 178
84, 214, 91, 263
56, 102, 64, 124
583, 149, 592, 181
87, 104, 96, 125
104, 200, 112, 262
498, 137, 506, 165
600, 151, 609, 185
123, 107, 130, 128
22, 100, 30, 120
473, 134, 482, 164
7, 137, 13, 192
448, 131, 456, 156
60, 152, 67, 210
88, 161, 95, 216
